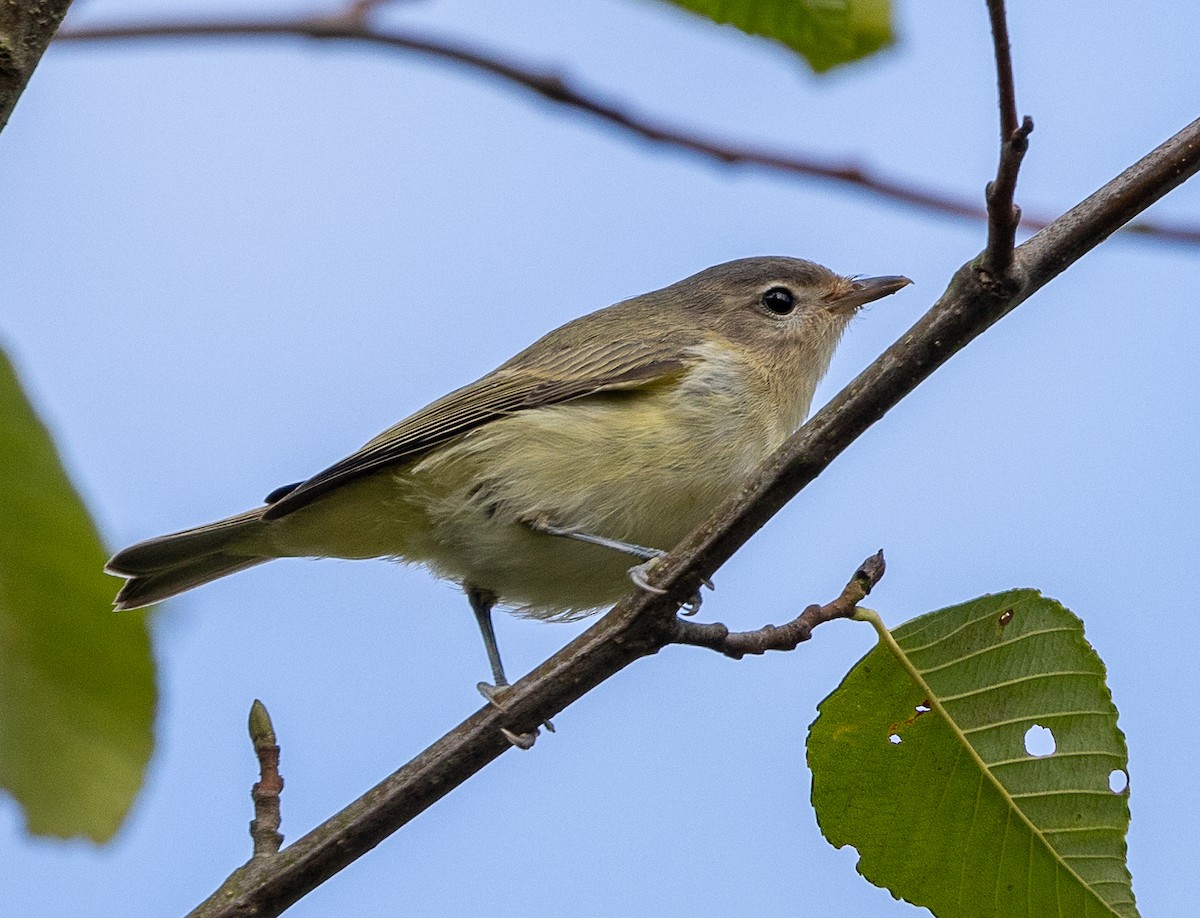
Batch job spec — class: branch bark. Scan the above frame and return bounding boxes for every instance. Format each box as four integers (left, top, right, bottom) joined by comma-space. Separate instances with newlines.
188, 114, 1200, 918
986, 0, 1020, 142
52, 13, 1200, 249
981, 0, 1034, 279
248, 700, 284, 859
0, 0, 76, 131
671, 551, 886, 657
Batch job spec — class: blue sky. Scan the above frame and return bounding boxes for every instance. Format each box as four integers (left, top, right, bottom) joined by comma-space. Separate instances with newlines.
3, 1, 1198, 915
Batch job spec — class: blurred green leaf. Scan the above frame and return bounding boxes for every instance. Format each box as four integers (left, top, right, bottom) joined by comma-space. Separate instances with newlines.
662, 0, 895, 72
809, 591, 1136, 917
0, 347, 155, 842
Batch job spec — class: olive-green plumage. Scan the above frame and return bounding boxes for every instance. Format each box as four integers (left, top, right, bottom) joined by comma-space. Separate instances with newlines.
107, 257, 909, 623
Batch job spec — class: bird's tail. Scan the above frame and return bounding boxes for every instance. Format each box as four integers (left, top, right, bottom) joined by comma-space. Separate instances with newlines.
106, 509, 271, 610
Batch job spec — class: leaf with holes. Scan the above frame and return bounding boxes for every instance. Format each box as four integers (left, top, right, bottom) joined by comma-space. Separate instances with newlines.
808, 590, 1135, 918
0, 349, 155, 841
662, 0, 895, 73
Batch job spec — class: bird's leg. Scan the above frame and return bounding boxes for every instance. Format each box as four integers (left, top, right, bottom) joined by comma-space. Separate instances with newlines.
523, 518, 712, 613
467, 585, 547, 749
468, 585, 509, 690
529, 519, 665, 564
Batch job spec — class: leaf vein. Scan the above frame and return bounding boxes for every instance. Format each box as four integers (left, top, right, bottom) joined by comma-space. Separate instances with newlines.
988, 750, 1124, 768
895, 594, 1040, 649
1041, 825, 1125, 834
1010, 789, 1119, 800
961, 710, 1112, 734
938, 670, 1103, 702
916, 627, 1080, 675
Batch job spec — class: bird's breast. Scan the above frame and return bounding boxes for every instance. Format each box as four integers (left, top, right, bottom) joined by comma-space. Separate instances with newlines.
363, 344, 811, 616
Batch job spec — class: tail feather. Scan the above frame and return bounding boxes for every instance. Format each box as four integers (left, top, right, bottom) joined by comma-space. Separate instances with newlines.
107, 509, 270, 610
107, 508, 265, 575
112, 554, 266, 610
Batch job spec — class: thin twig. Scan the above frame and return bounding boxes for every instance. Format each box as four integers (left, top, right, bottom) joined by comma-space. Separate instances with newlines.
248, 699, 284, 858
981, 0, 1035, 280
52, 13, 1200, 249
186, 116, 1200, 918
988, 0, 1019, 141
673, 551, 885, 657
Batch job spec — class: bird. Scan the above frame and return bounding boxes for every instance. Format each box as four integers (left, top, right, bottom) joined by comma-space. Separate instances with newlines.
107, 257, 910, 702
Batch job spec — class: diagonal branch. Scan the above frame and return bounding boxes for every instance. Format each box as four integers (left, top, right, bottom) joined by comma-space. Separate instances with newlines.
188, 115, 1200, 918
982, 0, 1035, 280
53, 13, 1200, 249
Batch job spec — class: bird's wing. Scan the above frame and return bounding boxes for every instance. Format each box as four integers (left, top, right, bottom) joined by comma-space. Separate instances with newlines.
261, 337, 691, 519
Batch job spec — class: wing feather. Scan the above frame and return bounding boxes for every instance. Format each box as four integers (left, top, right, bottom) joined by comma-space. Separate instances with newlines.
262, 336, 691, 519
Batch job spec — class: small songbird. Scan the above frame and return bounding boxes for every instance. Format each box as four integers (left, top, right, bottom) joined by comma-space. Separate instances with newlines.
107, 257, 909, 693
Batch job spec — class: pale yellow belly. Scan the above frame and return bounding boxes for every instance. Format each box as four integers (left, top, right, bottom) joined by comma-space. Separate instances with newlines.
268, 384, 787, 618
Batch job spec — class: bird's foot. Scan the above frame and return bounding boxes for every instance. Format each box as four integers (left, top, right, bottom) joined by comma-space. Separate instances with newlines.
627, 559, 715, 614
501, 727, 538, 750
627, 557, 668, 594
477, 682, 554, 748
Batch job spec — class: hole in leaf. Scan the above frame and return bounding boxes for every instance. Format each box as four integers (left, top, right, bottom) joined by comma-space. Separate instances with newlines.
915, 702, 931, 714
888, 733, 902, 745
1109, 769, 1129, 793
1023, 724, 1056, 757
998, 608, 1014, 627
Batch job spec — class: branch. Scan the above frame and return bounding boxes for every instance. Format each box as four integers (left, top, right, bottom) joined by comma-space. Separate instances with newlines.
248, 700, 284, 859
672, 551, 885, 657
981, 0, 1035, 280
0, 0, 76, 131
52, 13, 1200, 249
187, 115, 1200, 918
987, 0, 1020, 141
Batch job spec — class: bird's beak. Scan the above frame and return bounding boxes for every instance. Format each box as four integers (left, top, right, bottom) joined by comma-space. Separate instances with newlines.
827, 275, 913, 314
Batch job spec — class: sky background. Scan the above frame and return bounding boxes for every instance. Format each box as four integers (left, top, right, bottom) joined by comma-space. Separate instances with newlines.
3, 1, 1199, 915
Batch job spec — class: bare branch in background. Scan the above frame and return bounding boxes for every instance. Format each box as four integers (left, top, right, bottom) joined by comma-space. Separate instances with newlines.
53, 11, 1200, 249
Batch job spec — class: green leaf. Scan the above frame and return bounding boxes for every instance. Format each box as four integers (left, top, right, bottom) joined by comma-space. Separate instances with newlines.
0, 347, 155, 842
809, 591, 1136, 918
662, 0, 895, 73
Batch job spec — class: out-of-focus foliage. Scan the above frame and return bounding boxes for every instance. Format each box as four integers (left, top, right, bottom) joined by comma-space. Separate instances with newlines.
662, 0, 895, 72
0, 348, 155, 842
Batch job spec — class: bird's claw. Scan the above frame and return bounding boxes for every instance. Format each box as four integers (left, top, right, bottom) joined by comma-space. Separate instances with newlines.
680, 575, 716, 614
628, 559, 668, 594
477, 681, 508, 707
478, 681, 554, 746
629, 561, 715, 614
501, 727, 538, 750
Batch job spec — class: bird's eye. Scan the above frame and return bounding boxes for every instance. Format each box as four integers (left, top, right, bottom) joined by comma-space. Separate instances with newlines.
761, 286, 796, 315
